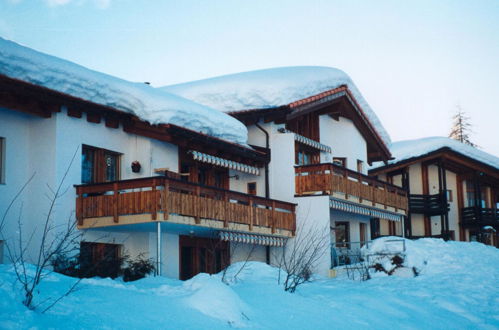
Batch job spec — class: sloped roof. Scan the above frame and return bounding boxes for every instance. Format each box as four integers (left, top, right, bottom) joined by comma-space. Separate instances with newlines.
370, 137, 499, 171
161, 66, 391, 146
0, 37, 248, 145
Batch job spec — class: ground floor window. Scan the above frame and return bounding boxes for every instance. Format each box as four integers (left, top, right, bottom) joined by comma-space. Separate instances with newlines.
179, 236, 229, 280
370, 218, 380, 239
80, 242, 122, 278
335, 222, 350, 248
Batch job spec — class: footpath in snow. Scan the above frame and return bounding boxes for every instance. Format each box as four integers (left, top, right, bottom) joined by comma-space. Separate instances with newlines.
0, 238, 498, 329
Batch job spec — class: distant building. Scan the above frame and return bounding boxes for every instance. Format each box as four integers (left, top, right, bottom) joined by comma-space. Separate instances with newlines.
370, 137, 499, 247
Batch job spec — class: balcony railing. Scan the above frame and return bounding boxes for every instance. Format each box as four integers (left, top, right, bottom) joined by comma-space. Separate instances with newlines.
295, 163, 408, 211
75, 176, 296, 235
461, 206, 499, 226
409, 192, 448, 216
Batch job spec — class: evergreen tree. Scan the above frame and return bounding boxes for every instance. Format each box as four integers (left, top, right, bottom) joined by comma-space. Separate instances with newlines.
449, 106, 477, 147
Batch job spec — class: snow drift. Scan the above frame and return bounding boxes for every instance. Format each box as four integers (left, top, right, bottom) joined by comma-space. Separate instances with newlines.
161, 66, 391, 145
1, 238, 498, 329
0, 37, 248, 145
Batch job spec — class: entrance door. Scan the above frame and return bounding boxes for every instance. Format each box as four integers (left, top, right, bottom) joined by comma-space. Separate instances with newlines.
179, 236, 229, 280
359, 223, 367, 247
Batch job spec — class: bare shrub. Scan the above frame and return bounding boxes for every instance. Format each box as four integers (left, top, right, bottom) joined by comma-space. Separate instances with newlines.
276, 223, 329, 293
123, 253, 156, 282
0, 149, 82, 312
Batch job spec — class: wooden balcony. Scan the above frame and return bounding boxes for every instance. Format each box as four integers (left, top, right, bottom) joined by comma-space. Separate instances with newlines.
461, 206, 499, 227
409, 192, 449, 216
295, 163, 408, 212
75, 176, 296, 236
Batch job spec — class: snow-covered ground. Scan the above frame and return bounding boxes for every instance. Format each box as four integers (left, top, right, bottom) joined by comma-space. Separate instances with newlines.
1, 238, 498, 329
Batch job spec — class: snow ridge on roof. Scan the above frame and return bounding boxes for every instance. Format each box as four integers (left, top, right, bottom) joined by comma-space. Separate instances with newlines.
0, 38, 248, 145
161, 66, 391, 145
371, 136, 499, 170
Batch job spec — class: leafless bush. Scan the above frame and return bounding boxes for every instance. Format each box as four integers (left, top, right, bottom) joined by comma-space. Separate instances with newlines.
0, 149, 82, 312
276, 223, 329, 293
221, 238, 256, 284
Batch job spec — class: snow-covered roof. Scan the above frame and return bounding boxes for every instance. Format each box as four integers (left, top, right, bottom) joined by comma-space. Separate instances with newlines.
161, 66, 391, 145
0, 38, 248, 145
371, 137, 499, 171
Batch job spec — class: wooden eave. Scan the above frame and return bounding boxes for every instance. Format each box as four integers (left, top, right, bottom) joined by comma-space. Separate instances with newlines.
369, 147, 499, 186
0, 74, 268, 166
228, 106, 290, 126
226, 86, 391, 163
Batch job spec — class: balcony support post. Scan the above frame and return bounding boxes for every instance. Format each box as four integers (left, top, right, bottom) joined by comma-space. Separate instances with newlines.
156, 221, 162, 276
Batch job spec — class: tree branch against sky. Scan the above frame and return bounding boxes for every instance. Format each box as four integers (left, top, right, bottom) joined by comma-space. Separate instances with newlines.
449, 106, 478, 148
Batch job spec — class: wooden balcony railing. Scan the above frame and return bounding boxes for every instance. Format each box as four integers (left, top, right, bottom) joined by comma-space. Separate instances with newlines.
295, 163, 408, 211
409, 192, 448, 216
461, 206, 499, 226
75, 176, 296, 234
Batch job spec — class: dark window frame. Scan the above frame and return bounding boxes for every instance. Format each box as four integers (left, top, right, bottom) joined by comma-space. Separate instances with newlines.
247, 182, 257, 195
333, 157, 347, 168
82, 145, 121, 184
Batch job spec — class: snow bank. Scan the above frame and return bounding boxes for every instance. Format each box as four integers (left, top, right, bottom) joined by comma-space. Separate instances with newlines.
0, 37, 248, 145
370, 136, 499, 170
0, 239, 498, 329
364, 236, 499, 276
183, 273, 250, 327
161, 66, 391, 145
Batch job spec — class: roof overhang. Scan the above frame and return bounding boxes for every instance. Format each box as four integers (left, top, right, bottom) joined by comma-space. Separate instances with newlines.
370, 147, 499, 186
229, 86, 392, 163
0, 74, 269, 166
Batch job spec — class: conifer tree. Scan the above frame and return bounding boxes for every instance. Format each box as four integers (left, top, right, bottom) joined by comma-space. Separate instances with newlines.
449, 106, 477, 147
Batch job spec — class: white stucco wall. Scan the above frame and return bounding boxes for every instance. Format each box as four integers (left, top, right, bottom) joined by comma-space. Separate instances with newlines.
289, 195, 331, 276
319, 116, 367, 173
0, 108, 181, 270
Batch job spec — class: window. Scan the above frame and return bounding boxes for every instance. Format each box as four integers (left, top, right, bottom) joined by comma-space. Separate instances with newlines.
82, 145, 121, 184
335, 222, 350, 248
80, 242, 122, 278
295, 143, 319, 165
357, 160, 364, 173
247, 182, 257, 195
446, 189, 453, 202
370, 218, 380, 239
333, 157, 346, 168
0, 137, 5, 184
465, 181, 475, 207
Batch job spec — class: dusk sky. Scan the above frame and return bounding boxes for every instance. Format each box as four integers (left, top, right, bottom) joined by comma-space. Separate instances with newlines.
1, 0, 498, 156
